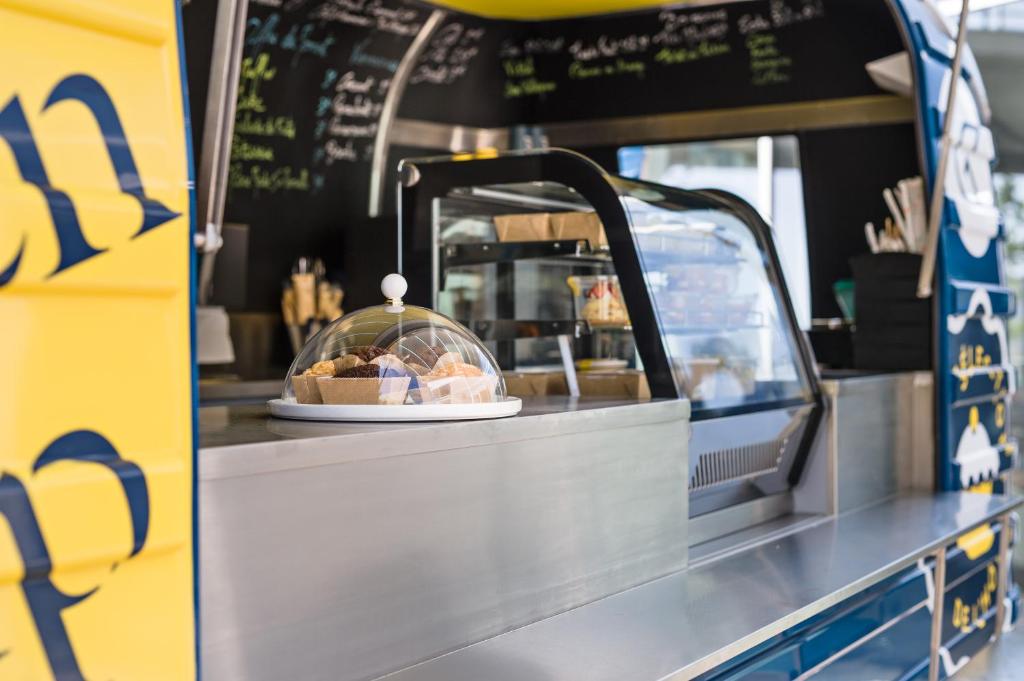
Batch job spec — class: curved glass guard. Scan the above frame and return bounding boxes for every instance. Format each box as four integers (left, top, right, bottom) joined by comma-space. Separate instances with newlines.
402, 149, 815, 415
614, 180, 813, 412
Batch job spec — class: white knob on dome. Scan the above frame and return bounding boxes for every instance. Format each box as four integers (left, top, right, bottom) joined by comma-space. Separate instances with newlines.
381, 273, 408, 303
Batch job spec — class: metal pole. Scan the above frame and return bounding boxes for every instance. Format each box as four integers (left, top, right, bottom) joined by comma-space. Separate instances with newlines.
558, 334, 580, 397
929, 547, 947, 681
196, 0, 250, 305
917, 0, 972, 298
368, 10, 445, 217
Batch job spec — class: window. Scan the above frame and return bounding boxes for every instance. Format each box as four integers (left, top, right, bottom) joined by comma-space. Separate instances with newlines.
618, 136, 811, 329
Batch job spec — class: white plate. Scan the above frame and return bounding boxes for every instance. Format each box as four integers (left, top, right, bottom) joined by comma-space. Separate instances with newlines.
268, 397, 523, 422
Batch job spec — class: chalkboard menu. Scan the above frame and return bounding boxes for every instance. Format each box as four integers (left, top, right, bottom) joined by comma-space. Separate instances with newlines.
231, 0, 426, 197
400, 0, 898, 127
400, 13, 513, 128
183, 0, 901, 315
216, 0, 428, 310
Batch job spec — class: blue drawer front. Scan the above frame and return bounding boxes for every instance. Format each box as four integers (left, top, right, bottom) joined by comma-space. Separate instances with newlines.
698, 565, 929, 680
944, 521, 1004, 584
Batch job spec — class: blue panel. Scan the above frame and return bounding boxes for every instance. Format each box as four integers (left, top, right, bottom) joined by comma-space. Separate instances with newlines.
697, 565, 930, 680
945, 522, 1004, 584
950, 281, 1016, 317
942, 561, 999, 643
811, 606, 932, 681
940, 226, 1003, 285
888, 0, 1016, 493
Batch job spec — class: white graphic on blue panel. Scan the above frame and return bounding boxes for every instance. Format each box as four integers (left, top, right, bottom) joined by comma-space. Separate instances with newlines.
947, 287, 1013, 391
953, 406, 1000, 487
939, 647, 970, 676
947, 288, 1012, 486
937, 69, 999, 257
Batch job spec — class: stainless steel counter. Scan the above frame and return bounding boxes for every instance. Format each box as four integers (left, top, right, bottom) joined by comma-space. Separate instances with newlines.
198, 396, 671, 459
196, 397, 1022, 681
379, 493, 1022, 681
198, 397, 692, 681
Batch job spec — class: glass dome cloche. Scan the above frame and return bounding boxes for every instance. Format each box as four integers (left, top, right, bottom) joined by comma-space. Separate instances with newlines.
269, 274, 520, 421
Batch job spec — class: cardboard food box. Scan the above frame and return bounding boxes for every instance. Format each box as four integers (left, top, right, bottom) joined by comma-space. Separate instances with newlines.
550, 211, 607, 248
504, 371, 570, 397
576, 370, 650, 399
493, 212, 607, 249
417, 374, 499, 404
494, 213, 552, 242
291, 375, 323, 404
317, 376, 412, 405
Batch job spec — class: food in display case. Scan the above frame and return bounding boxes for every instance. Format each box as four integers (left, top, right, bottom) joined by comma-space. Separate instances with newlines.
270, 275, 521, 421
568, 275, 630, 326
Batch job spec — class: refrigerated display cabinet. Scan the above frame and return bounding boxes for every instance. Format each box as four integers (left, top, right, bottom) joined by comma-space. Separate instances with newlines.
399, 149, 823, 515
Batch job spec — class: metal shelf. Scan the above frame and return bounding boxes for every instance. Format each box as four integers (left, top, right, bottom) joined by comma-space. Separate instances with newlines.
661, 324, 765, 336
461, 318, 764, 341
461, 319, 633, 342
441, 240, 610, 268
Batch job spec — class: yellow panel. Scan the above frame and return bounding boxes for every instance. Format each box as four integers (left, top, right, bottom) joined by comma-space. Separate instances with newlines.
425, 0, 692, 19
0, 1, 195, 679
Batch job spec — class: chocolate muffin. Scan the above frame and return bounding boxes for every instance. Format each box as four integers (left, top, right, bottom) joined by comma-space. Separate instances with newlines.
349, 346, 387, 362
336, 363, 384, 379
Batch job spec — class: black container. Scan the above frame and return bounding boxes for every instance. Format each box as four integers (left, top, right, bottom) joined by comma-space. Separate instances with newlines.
849, 253, 932, 370
808, 325, 854, 369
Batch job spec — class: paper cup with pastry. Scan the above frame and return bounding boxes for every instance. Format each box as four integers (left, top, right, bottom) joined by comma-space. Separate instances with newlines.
317, 362, 413, 405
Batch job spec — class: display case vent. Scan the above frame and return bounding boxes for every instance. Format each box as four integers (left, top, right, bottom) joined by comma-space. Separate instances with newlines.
690, 439, 786, 491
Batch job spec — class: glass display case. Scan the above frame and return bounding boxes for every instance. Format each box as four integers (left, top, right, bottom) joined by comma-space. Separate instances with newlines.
399, 149, 823, 515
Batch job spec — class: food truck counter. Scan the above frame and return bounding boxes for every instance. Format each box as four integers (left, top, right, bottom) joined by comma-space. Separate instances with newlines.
380, 494, 1021, 681
198, 395, 675, 455
196, 397, 1022, 681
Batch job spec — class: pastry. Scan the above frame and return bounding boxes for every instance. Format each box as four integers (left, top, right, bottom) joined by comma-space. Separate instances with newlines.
430, 351, 466, 372
337, 363, 384, 378
371, 354, 412, 376
580, 280, 629, 325
349, 345, 387, 362
429, 361, 483, 378
304, 359, 337, 377
405, 362, 429, 376
333, 354, 365, 372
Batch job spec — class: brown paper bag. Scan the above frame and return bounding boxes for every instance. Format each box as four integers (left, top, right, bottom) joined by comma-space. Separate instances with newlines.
577, 370, 650, 399
504, 371, 569, 397
504, 372, 550, 397
550, 212, 607, 248
494, 213, 552, 242
292, 272, 317, 325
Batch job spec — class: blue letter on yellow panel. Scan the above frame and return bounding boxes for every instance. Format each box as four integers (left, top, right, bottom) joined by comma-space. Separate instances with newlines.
0, 2, 196, 679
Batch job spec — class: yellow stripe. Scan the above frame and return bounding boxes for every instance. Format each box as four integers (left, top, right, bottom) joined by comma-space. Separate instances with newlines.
0, 0, 168, 45
957, 523, 995, 560
426, 0, 696, 20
